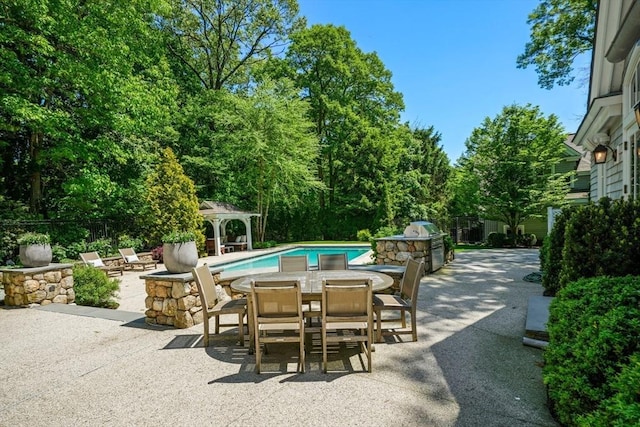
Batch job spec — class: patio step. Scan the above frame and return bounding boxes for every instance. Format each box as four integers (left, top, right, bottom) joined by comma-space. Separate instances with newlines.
523, 296, 553, 348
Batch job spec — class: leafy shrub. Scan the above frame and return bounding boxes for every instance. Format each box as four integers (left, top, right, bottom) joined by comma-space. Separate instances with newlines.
17, 232, 51, 245
51, 244, 67, 262
578, 354, 640, 426
117, 234, 143, 251
356, 229, 372, 242
544, 275, 640, 426
66, 241, 88, 261
486, 232, 506, 248
443, 234, 454, 255
162, 230, 197, 244
559, 198, 640, 289
540, 207, 573, 295
253, 240, 277, 249
87, 238, 113, 257
73, 265, 120, 309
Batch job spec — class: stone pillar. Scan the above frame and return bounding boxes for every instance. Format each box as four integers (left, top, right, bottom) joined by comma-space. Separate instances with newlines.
0, 263, 75, 306
141, 267, 224, 328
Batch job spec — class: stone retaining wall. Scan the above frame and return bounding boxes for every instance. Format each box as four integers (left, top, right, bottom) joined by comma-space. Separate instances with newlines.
376, 239, 432, 269
1, 263, 75, 306
141, 268, 224, 329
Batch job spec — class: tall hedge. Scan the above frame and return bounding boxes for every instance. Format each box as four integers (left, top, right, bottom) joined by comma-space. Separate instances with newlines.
544, 275, 640, 426
542, 198, 640, 294
144, 148, 205, 249
540, 206, 573, 295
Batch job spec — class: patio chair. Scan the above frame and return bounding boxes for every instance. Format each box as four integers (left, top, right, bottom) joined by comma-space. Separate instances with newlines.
251, 280, 305, 374
192, 264, 246, 347
373, 258, 424, 343
278, 255, 309, 272
321, 278, 373, 373
318, 253, 348, 270
118, 248, 158, 271
80, 252, 124, 277
279, 255, 317, 324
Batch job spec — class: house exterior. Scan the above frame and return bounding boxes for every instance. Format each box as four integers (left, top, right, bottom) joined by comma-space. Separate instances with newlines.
573, 0, 640, 200
481, 134, 591, 242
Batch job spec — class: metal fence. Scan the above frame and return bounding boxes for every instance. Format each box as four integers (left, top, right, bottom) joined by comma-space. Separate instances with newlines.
0, 219, 129, 245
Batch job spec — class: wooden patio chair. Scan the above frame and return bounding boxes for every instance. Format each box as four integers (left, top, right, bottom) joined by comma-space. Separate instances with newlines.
192, 264, 246, 346
118, 248, 158, 271
321, 278, 373, 373
80, 251, 124, 277
318, 253, 348, 270
373, 258, 424, 343
279, 255, 317, 324
251, 279, 305, 374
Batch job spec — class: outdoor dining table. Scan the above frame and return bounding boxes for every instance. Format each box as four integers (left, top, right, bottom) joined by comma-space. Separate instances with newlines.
230, 270, 394, 353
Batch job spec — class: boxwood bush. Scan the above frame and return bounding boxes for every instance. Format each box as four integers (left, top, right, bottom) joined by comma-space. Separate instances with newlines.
73, 265, 120, 309
544, 275, 640, 426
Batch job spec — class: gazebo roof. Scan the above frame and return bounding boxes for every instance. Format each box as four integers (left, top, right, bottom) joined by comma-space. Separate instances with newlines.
199, 201, 260, 220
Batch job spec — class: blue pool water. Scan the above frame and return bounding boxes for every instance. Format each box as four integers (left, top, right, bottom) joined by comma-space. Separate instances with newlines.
220, 246, 370, 273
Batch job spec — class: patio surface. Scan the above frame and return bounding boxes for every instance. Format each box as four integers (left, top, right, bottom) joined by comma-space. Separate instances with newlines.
0, 248, 558, 426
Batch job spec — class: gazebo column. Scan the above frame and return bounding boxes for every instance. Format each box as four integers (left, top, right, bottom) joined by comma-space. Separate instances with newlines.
220, 219, 230, 243
242, 217, 254, 250
212, 218, 223, 256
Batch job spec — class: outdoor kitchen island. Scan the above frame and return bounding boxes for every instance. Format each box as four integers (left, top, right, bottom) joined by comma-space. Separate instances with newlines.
374, 221, 445, 273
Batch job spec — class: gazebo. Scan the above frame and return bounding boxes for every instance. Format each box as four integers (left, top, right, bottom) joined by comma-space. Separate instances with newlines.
199, 201, 261, 256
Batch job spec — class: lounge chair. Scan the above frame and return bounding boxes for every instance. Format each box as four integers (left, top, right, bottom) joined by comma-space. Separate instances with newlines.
80, 252, 124, 277
118, 248, 158, 271
226, 235, 248, 251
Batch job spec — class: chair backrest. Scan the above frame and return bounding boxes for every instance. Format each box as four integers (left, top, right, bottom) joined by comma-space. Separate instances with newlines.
322, 278, 372, 319
279, 255, 309, 272
251, 280, 302, 321
192, 264, 217, 313
400, 258, 425, 302
318, 253, 348, 270
118, 248, 135, 258
80, 251, 100, 263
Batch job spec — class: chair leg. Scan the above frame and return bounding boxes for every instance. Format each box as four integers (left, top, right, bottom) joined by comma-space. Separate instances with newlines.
215, 315, 220, 335
411, 309, 417, 342
238, 313, 244, 346
375, 308, 383, 343
203, 318, 210, 347
401, 308, 406, 328
255, 331, 262, 374
322, 328, 327, 373
367, 325, 373, 373
299, 335, 305, 373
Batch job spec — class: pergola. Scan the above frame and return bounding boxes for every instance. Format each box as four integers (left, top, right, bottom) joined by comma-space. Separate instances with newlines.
199, 201, 261, 256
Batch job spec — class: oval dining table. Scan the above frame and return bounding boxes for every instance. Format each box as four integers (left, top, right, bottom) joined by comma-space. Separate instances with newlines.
230, 270, 394, 353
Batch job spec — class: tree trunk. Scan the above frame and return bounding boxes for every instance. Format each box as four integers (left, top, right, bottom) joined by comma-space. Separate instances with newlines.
29, 132, 43, 214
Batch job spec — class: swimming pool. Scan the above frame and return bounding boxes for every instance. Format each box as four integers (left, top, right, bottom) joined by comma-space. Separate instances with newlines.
218, 246, 371, 274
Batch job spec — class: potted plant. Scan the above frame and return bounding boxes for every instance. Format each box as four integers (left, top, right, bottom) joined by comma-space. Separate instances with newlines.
17, 232, 53, 267
162, 230, 198, 273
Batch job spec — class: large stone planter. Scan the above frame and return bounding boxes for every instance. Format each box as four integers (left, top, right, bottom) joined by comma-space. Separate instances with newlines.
163, 241, 198, 274
19, 244, 53, 268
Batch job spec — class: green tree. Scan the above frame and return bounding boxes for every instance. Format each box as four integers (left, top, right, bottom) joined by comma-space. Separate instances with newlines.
464, 104, 570, 234
145, 148, 205, 249
395, 125, 451, 226
517, 0, 596, 89
285, 24, 405, 238
214, 79, 323, 242
160, 0, 303, 91
448, 158, 481, 218
0, 0, 177, 220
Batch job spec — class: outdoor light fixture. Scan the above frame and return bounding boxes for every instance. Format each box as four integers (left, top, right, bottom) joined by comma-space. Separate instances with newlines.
593, 144, 617, 164
635, 101, 640, 129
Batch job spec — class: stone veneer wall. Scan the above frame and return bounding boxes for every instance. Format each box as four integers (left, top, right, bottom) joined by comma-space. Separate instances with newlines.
142, 268, 223, 329
375, 238, 433, 271
0, 263, 75, 306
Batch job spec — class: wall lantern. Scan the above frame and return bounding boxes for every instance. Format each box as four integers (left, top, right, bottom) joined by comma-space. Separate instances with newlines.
635, 101, 640, 129
593, 144, 617, 164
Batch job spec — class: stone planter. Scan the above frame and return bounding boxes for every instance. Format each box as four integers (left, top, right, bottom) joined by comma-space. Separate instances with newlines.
19, 243, 53, 268
163, 241, 198, 274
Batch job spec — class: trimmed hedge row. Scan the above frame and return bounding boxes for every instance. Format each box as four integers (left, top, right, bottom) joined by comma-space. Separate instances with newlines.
540, 198, 640, 296
544, 275, 640, 426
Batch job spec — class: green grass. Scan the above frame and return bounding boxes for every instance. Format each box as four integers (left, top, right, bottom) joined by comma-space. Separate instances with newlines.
454, 244, 491, 252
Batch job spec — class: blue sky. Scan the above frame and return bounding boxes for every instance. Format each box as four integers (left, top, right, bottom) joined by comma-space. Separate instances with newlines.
296, 0, 591, 162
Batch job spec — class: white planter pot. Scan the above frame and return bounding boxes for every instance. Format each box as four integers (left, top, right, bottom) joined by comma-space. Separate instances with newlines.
19, 244, 52, 267
163, 241, 198, 273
